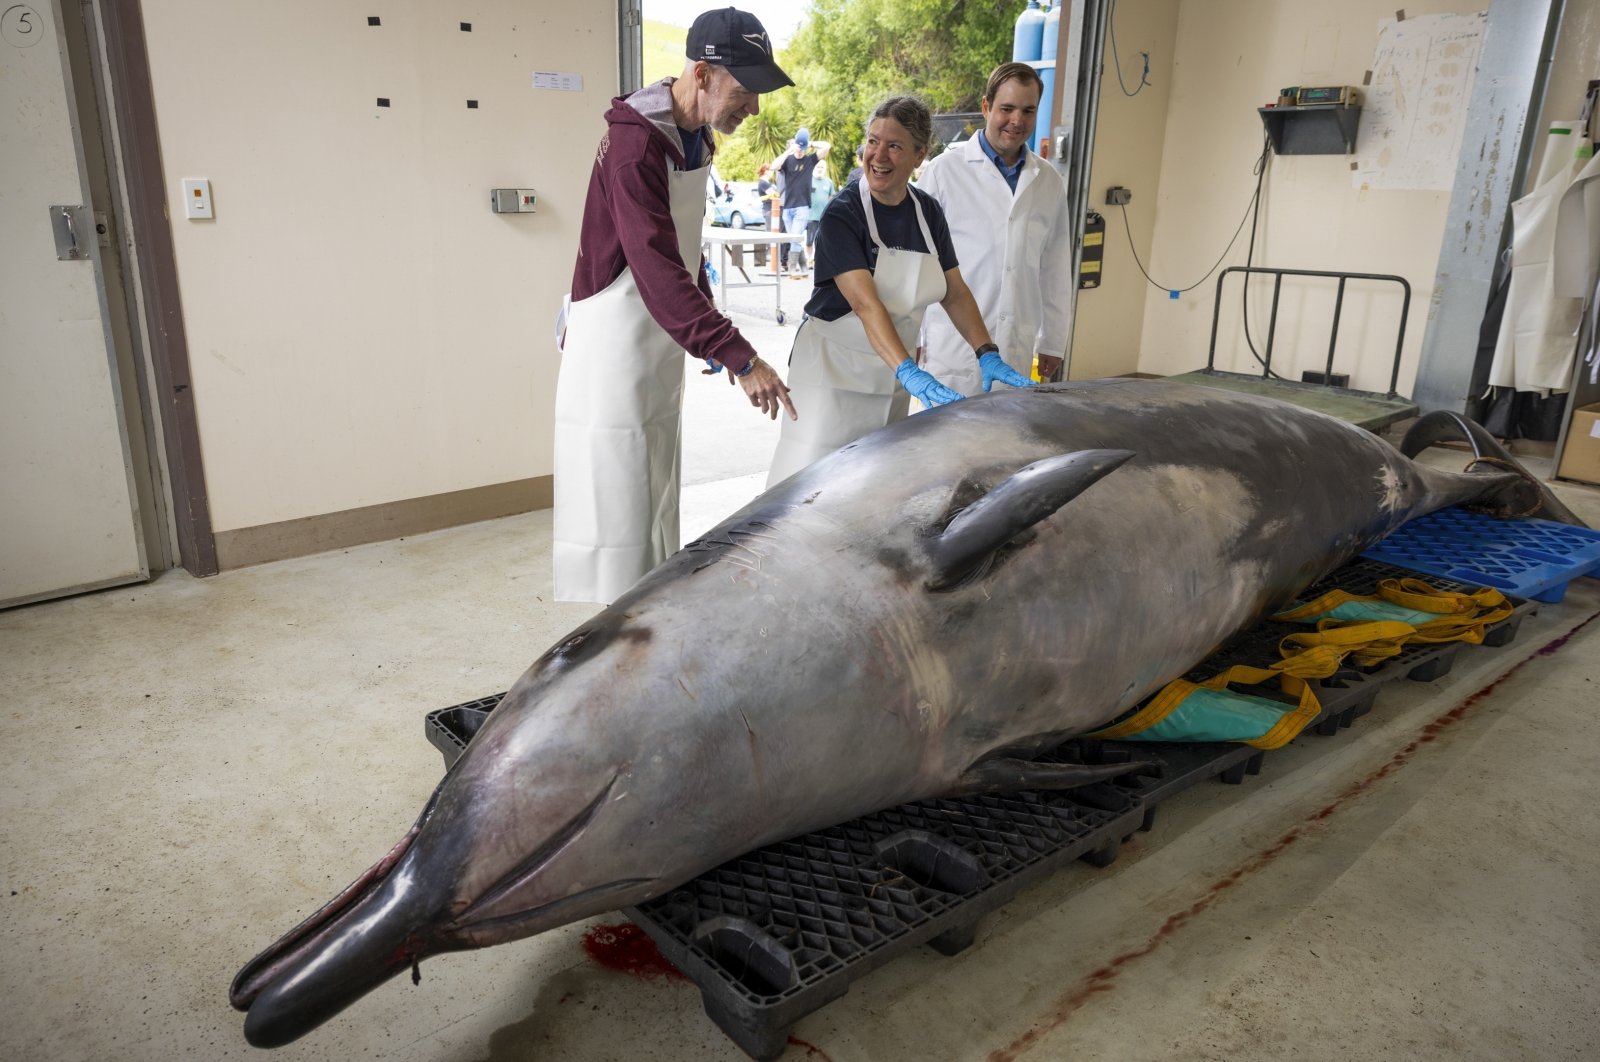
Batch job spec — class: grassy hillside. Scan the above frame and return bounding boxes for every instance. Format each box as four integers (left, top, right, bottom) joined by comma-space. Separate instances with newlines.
642, 18, 687, 85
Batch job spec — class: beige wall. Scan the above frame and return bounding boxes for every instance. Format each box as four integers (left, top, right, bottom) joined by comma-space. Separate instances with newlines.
141, 2, 614, 533
1068, 0, 1180, 380
1132, 0, 1485, 393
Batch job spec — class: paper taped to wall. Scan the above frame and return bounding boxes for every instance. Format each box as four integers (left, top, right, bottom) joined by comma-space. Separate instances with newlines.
533, 71, 584, 92
1352, 12, 1485, 191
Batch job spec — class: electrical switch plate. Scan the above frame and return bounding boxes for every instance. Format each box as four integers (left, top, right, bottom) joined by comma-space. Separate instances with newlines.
182, 178, 213, 220
490, 188, 538, 213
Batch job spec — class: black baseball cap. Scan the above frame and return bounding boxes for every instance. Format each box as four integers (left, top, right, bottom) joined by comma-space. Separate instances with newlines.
685, 8, 794, 93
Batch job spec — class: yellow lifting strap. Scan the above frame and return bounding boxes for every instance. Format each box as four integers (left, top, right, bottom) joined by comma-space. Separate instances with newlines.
1271, 577, 1513, 669
1089, 578, 1512, 751
1089, 666, 1322, 750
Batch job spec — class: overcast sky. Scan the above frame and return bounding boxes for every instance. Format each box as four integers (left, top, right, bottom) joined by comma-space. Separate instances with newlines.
643, 1, 809, 47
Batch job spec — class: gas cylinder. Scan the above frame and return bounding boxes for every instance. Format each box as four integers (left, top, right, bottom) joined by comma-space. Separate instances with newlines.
1012, 0, 1044, 63
1035, 2, 1061, 154
1040, 2, 1060, 62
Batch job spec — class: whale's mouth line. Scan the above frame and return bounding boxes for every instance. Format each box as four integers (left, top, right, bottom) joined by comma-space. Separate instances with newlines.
451, 877, 661, 943
449, 772, 622, 929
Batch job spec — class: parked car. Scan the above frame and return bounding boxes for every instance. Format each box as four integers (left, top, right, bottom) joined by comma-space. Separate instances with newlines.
709, 181, 765, 229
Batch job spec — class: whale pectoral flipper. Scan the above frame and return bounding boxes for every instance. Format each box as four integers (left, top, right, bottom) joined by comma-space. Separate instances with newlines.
927, 449, 1135, 590
952, 755, 1160, 795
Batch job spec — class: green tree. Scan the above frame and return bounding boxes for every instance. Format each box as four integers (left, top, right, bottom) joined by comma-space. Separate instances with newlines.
716, 0, 1019, 184
788, 0, 1016, 114
647, 1, 1020, 185
710, 135, 760, 182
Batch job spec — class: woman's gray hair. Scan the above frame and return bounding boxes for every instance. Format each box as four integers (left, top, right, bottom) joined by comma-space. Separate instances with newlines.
868, 96, 933, 151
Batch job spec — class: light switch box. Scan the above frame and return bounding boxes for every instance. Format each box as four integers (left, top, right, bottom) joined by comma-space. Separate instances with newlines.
182, 178, 213, 220
491, 188, 538, 213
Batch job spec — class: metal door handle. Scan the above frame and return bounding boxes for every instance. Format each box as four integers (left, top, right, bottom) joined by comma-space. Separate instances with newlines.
51, 204, 87, 260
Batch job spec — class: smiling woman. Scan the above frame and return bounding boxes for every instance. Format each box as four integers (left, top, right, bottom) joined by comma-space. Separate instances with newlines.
766, 95, 1029, 486
860, 98, 931, 205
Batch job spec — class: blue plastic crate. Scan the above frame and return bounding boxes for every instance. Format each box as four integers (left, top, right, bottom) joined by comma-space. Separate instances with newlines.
1363, 507, 1600, 603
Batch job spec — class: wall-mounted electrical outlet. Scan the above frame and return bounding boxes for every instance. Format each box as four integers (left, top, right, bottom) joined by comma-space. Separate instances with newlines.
1105, 186, 1132, 206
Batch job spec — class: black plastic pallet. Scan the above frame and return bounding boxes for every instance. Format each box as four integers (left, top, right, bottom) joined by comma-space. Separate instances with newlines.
630, 775, 1146, 1059
421, 560, 1533, 1060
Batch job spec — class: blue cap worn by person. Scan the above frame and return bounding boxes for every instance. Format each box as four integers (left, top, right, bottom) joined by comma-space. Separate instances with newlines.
794, 127, 810, 149
686, 8, 794, 93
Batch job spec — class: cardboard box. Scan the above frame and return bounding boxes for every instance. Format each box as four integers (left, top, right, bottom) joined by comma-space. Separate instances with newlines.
1557, 402, 1600, 484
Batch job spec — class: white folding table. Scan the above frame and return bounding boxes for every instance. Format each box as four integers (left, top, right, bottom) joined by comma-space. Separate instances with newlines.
702, 226, 797, 324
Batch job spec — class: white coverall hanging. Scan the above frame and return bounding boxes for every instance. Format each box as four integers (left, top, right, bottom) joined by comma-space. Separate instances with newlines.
1554, 150, 1600, 388
1488, 122, 1587, 394
552, 161, 709, 605
1553, 150, 1600, 299
767, 181, 948, 486
918, 135, 1071, 395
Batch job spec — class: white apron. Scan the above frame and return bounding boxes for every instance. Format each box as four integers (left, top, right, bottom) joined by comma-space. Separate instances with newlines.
767, 182, 948, 486
1556, 150, 1600, 389
1487, 121, 1586, 395
552, 160, 709, 604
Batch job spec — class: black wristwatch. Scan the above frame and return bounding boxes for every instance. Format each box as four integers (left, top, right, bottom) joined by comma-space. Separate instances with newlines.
973, 343, 999, 360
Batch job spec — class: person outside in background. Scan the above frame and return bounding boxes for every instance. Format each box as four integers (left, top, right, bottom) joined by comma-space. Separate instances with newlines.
553, 7, 798, 605
755, 161, 776, 267
777, 128, 822, 277
766, 96, 1030, 486
916, 62, 1073, 394
760, 161, 790, 272
806, 163, 836, 269
846, 144, 864, 186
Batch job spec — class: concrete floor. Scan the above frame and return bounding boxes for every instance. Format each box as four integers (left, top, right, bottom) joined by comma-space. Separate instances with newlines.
4, 363, 1600, 1061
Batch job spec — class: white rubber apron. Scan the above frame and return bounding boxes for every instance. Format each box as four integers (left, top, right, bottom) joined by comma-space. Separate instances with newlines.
1556, 150, 1600, 389
1487, 121, 1586, 395
767, 181, 948, 486
552, 160, 709, 604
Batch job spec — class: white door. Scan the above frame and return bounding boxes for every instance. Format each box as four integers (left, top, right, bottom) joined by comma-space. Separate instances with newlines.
1, 2, 147, 608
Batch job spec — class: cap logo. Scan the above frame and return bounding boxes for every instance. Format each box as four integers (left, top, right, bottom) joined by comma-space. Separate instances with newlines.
703, 44, 717, 56
741, 32, 770, 54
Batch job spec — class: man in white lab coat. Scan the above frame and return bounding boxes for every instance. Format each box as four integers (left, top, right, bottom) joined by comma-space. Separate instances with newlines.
917, 62, 1073, 394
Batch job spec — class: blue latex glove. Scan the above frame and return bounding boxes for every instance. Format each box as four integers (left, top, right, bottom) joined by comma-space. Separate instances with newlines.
894, 358, 965, 407
978, 351, 1035, 392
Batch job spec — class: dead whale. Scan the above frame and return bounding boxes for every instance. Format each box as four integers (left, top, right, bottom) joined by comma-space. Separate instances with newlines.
231, 380, 1575, 1046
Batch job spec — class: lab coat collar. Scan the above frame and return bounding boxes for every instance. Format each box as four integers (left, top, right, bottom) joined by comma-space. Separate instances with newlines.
959, 132, 1040, 198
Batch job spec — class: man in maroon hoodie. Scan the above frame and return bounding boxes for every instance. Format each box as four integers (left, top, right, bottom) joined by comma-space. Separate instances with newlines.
553, 8, 798, 605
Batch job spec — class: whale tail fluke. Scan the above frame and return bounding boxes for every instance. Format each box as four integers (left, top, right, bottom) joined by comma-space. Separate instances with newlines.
1401, 411, 1588, 528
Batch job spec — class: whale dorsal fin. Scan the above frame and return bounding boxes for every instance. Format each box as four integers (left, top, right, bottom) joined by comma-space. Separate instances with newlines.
926, 449, 1134, 590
